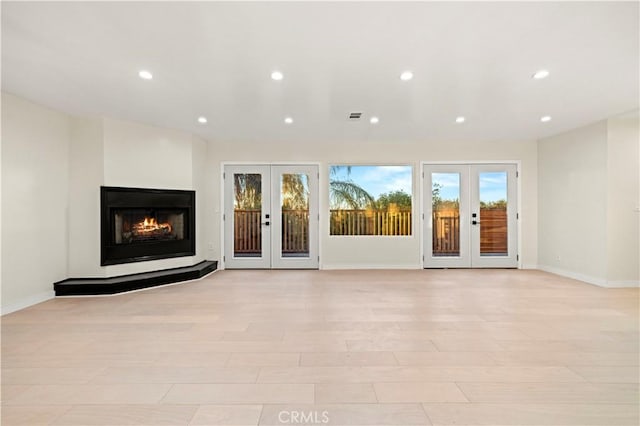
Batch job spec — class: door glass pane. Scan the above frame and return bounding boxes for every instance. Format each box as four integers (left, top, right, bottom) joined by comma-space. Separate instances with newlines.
432, 173, 460, 256
281, 173, 310, 258
479, 171, 508, 256
233, 173, 262, 257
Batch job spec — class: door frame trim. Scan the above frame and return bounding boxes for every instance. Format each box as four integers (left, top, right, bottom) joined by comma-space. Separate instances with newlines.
220, 162, 322, 270
420, 161, 522, 269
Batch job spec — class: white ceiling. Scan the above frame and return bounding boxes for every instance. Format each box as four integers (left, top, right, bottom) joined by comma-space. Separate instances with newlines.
2, 1, 638, 144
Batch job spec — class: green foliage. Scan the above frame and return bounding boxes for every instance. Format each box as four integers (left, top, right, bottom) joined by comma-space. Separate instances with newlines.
376, 190, 412, 209
281, 174, 309, 209
480, 199, 507, 209
432, 182, 443, 206
330, 180, 376, 209
432, 182, 460, 210
234, 174, 262, 209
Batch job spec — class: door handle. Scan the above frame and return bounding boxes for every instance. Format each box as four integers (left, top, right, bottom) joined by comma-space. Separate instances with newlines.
262, 221, 270, 226
472, 213, 480, 225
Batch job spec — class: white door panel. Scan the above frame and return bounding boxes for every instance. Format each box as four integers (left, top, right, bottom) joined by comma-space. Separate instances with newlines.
224, 165, 271, 269
424, 163, 518, 268
470, 164, 518, 268
271, 165, 319, 269
424, 165, 470, 268
224, 164, 319, 269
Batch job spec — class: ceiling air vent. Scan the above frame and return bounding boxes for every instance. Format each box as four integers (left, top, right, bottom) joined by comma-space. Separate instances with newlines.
348, 111, 363, 121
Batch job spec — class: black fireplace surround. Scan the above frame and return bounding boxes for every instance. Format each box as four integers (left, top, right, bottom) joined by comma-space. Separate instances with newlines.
101, 186, 195, 265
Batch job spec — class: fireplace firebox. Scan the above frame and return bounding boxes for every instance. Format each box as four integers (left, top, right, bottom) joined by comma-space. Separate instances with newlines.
101, 187, 195, 265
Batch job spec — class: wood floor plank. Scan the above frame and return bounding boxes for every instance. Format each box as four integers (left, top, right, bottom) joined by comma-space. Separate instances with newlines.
1, 269, 637, 426
50, 404, 197, 425
161, 384, 314, 404
189, 405, 263, 425
456, 382, 639, 403
423, 403, 640, 425
258, 404, 431, 425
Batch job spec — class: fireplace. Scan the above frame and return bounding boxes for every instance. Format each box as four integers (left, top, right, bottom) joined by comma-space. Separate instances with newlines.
101, 186, 195, 265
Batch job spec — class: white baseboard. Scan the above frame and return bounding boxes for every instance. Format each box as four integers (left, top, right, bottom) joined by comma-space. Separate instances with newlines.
1, 290, 56, 316
604, 280, 640, 288
520, 263, 538, 270
321, 263, 422, 270
538, 265, 639, 288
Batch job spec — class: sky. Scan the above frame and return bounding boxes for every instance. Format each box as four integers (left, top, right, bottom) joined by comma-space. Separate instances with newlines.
330, 165, 412, 199
329, 166, 507, 203
433, 172, 507, 202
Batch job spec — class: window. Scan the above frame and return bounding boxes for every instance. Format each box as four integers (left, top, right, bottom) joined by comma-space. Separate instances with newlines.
329, 165, 412, 236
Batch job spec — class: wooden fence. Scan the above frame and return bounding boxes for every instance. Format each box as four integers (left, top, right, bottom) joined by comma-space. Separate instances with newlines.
234, 209, 262, 254
432, 213, 460, 255
281, 209, 309, 253
432, 208, 508, 255
234, 209, 309, 254
479, 209, 508, 254
234, 208, 506, 255
330, 209, 412, 236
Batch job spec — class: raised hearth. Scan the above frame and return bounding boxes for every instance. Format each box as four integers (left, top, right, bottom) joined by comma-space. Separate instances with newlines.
54, 260, 217, 296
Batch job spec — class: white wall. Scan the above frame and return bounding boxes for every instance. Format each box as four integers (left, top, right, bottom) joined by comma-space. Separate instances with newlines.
606, 111, 640, 284
538, 121, 608, 282
206, 138, 538, 269
68, 117, 104, 277
69, 117, 206, 277
1, 93, 70, 313
192, 135, 208, 264
103, 118, 193, 190
538, 114, 640, 287
2, 93, 210, 314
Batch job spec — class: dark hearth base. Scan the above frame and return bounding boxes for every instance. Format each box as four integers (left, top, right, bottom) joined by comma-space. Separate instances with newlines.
53, 260, 217, 296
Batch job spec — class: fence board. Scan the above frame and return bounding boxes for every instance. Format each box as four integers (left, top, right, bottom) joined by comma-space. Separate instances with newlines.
330, 209, 412, 236
431, 208, 507, 255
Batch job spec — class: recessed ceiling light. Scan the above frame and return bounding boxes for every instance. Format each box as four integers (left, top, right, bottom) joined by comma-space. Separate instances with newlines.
400, 71, 413, 81
532, 69, 550, 80
540, 115, 552, 122
284, 117, 293, 124
197, 116, 207, 124
370, 117, 379, 124
271, 71, 284, 81
455, 116, 466, 123
138, 70, 153, 80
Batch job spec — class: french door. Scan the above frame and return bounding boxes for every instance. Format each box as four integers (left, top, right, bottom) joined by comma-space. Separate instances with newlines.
223, 164, 319, 269
423, 163, 518, 268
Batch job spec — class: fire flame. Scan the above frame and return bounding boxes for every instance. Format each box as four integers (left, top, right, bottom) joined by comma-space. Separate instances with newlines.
133, 217, 172, 234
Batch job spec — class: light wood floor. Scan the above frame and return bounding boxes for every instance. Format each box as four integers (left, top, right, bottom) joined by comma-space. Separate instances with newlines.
1, 269, 638, 425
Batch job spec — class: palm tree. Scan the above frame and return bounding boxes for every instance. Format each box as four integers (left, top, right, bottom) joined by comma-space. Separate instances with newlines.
281, 174, 309, 209
329, 166, 375, 209
234, 174, 262, 209
234, 167, 375, 210
329, 180, 376, 209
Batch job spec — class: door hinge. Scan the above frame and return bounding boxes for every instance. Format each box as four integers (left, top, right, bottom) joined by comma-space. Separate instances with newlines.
422, 171, 424, 178
223, 172, 226, 179
223, 255, 226, 261
318, 214, 320, 221
317, 172, 320, 179
516, 171, 519, 178
422, 255, 425, 261
318, 256, 320, 262
223, 213, 225, 221
422, 213, 424, 220
516, 213, 519, 219
517, 254, 519, 261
